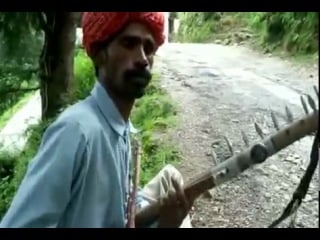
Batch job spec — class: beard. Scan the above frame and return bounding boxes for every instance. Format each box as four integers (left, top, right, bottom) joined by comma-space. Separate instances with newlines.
104, 67, 152, 101
122, 68, 152, 99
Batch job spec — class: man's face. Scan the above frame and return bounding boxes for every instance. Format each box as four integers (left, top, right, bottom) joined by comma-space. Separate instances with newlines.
97, 22, 158, 100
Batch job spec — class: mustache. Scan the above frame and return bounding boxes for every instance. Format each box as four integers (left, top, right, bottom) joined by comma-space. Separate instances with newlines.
124, 68, 152, 83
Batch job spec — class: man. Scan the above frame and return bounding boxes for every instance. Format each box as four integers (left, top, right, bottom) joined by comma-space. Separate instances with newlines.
0, 12, 196, 228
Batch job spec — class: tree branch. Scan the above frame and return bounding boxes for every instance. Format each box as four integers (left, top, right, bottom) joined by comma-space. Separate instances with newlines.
0, 67, 39, 75
0, 86, 40, 96
38, 12, 52, 36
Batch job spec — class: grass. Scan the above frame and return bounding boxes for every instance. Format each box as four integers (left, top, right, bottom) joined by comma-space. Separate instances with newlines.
0, 92, 35, 131
131, 75, 181, 186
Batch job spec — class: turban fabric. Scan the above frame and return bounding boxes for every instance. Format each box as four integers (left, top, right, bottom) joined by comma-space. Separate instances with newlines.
82, 12, 165, 57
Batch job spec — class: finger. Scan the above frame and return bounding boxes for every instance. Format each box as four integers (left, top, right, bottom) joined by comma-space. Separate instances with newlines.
167, 189, 178, 206
159, 195, 165, 207
160, 189, 176, 207
172, 177, 190, 211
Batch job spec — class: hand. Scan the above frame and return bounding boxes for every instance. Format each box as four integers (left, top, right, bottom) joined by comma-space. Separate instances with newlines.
158, 177, 194, 228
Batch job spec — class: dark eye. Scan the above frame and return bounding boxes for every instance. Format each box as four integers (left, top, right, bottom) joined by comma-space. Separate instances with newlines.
144, 40, 156, 55
120, 36, 140, 50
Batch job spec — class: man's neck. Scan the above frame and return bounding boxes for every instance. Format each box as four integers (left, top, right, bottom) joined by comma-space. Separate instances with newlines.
103, 85, 134, 122
112, 96, 134, 122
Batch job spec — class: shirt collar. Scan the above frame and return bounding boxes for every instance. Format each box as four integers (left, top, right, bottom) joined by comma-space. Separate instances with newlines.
91, 81, 139, 136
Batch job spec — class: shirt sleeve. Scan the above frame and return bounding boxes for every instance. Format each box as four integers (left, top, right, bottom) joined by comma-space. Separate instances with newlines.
0, 120, 86, 228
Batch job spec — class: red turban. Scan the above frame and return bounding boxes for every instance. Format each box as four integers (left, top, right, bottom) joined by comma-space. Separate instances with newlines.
82, 12, 165, 57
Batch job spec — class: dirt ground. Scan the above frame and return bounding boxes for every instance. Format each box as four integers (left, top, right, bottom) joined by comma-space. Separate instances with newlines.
155, 43, 319, 228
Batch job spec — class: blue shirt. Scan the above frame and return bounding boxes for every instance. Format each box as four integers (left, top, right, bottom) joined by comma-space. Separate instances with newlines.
0, 81, 146, 228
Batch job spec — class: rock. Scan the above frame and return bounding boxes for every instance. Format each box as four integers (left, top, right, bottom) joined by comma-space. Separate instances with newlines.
254, 167, 269, 176
202, 189, 215, 199
214, 39, 222, 44
205, 151, 211, 156
284, 155, 294, 161
304, 194, 313, 202
269, 164, 280, 172
280, 182, 290, 190
274, 185, 282, 192
284, 154, 298, 163
291, 174, 301, 184
202, 129, 210, 134
293, 153, 301, 159
211, 206, 220, 213
300, 165, 307, 171
241, 171, 252, 178
181, 81, 192, 88
264, 191, 272, 199
224, 38, 232, 45
245, 33, 252, 39
284, 193, 291, 200
211, 140, 220, 146
264, 48, 271, 54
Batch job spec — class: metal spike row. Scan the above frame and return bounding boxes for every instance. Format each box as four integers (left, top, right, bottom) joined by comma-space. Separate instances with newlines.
270, 111, 280, 131
241, 130, 250, 147
307, 94, 317, 112
313, 85, 319, 98
226, 88, 317, 162
211, 148, 218, 166
254, 122, 264, 139
223, 136, 234, 156
300, 96, 309, 115
285, 106, 294, 123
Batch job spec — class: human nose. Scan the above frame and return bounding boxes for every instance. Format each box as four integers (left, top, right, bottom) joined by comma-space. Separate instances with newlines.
134, 46, 149, 69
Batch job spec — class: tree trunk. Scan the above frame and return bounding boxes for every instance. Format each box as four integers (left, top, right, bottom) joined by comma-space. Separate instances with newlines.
39, 12, 79, 120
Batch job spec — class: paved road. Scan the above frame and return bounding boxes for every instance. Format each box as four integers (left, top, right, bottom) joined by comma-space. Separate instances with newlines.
0, 91, 41, 154
155, 43, 319, 228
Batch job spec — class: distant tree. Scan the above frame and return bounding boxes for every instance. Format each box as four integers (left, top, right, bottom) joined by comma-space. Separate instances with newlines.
0, 12, 80, 119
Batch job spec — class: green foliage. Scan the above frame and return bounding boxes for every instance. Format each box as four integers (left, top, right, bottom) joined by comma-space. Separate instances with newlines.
0, 12, 42, 123
253, 12, 318, 54
176, 12, 214, 43
131, 76, 180, 186
70, 48, 96, 102
0, 12, 43, 62
175, 12, 319, 56
0, 153, 16, 180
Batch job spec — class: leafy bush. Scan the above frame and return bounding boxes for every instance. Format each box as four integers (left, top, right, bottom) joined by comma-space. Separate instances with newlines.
70, 48, 96, 102
0, 153, 16, 180
131, 76, 180, 186
175, 12, 319, 55
0, 12, 42, 118
176, 12, 214, 43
